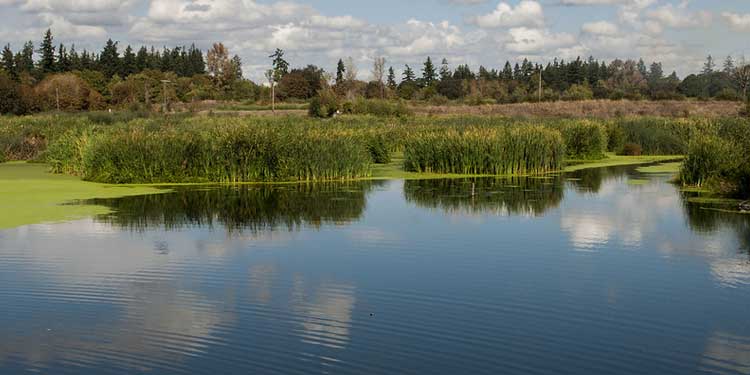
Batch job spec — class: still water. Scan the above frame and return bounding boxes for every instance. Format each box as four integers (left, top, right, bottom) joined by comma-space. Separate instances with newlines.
1, 165, 749, 374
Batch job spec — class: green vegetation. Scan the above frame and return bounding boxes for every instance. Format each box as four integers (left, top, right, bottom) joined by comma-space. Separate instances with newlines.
0, 162, 166, 229
403, 126, 564, 175
1, 114, 746, 194
636, 162, 683, 174
564, 154, 683, 172
679, 120, 750, 197
216, 102, 308, 111
2, 29, 750, 117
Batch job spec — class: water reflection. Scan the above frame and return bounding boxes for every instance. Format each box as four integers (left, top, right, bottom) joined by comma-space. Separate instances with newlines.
702, 332, 750, 374
404, 176, 564, 216
2, 165, 750, 374
88, 181, 384, 233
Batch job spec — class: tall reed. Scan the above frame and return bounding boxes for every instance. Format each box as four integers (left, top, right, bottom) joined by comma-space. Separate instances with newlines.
403, 126, 564, 175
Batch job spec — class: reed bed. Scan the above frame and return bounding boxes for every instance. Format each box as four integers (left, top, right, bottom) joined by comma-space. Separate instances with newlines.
403, 126, 564, 175
2, 113, 749, 187
679, 120, 750, 197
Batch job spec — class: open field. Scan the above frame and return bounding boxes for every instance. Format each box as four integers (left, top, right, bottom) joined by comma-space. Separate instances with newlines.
411, 100, 743, 118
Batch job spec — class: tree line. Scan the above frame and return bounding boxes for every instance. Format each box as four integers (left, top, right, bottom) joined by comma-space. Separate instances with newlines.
1, 29, 750, 115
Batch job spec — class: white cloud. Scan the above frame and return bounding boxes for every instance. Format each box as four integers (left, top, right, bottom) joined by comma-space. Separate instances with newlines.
581, 20, 619, 35
647, 3, 712, 29
722, 12, 750, 32
505, 27, 576, 53
471, 0, 544, 28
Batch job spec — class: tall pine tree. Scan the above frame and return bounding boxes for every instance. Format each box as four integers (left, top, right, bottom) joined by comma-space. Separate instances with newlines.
39, 29, 56, 73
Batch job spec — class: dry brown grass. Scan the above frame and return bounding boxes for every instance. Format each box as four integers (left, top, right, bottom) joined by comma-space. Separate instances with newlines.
412, 100, 743, 118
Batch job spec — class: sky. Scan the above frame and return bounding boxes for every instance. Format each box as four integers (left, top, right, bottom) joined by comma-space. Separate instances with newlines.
0, 0, 749, 82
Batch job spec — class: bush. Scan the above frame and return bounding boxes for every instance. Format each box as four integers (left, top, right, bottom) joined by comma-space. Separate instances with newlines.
562, 84, 594, 101
680, 136, 733, 188
35, 73, 104, 111
308, 87, 339, 118
558, 121, 608, 160
619, 143, 643, 156
348, 98, 411, 117
715, 88, 740, 101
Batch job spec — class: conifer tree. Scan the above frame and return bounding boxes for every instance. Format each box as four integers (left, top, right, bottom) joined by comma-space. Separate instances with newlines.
2, 44, 15, 78
335, 59, 345, 86
702, 55, 715, 75
39, 29, 56, 73
422, 56, 436, 85
387, 66, 397, 90
439, 58, 451, 81
99, 39, 120, 78
56, 43, 70, 72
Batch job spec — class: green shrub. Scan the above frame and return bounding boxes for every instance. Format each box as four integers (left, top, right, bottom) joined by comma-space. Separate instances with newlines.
619, 143, 643, 156
558, 121, 608, 159
562, 84, 594, 101
308, 88, 339, 118
680, 136, 733, 188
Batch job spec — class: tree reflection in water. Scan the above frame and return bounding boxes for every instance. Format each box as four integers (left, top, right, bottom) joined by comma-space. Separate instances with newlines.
86, 181, 385, 233
404, 176, 564, 216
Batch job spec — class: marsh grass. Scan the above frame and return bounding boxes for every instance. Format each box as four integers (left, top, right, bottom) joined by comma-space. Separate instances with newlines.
403, 126, 564, 175
2, 113, 749, 187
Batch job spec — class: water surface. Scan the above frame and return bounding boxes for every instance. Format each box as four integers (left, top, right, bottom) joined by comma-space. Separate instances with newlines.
1, 165, 749, 374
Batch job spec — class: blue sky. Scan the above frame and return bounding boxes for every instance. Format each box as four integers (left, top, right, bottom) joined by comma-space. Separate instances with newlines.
1, 0, 749, 82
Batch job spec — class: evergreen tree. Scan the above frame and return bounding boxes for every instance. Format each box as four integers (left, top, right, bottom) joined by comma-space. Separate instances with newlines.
121, 45, 136, 77
2, 44, 15, 78
387, 66, 397, 90
39, 29, 56, 73
80, 50, 92, 70
15, 41, 35, 74
502, 61, 513, 81
422, 56, 436, 85
586, 57, 599, 85
439, 58, 452, 81
453, 64, 475, 80
723, 56, 735, 74
648, 62, 663, 82
335, 59, 345, 86
99, 39, 120, 78
68, 44, 80, 71
160, 47, 173, 72
636, 59, 647, 77
56, 43, 70, 72
135, 46, 148, 72
702, 55, 715, 75
402, 64, 415, 82
188, 44, 205, 75
231, 55, 243, 79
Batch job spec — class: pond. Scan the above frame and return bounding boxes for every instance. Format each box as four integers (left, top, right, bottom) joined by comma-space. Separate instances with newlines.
1, 165, 749, 375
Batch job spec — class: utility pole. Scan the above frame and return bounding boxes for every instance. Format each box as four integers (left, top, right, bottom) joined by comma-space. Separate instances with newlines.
160, 80, 171, 113
265, 69, 275, 114
538, 68, 542, 102
271, 78, 275, 113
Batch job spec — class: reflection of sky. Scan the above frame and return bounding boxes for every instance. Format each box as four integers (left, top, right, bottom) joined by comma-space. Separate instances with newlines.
559, 173, 750, 288
1, 174, 750, 374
